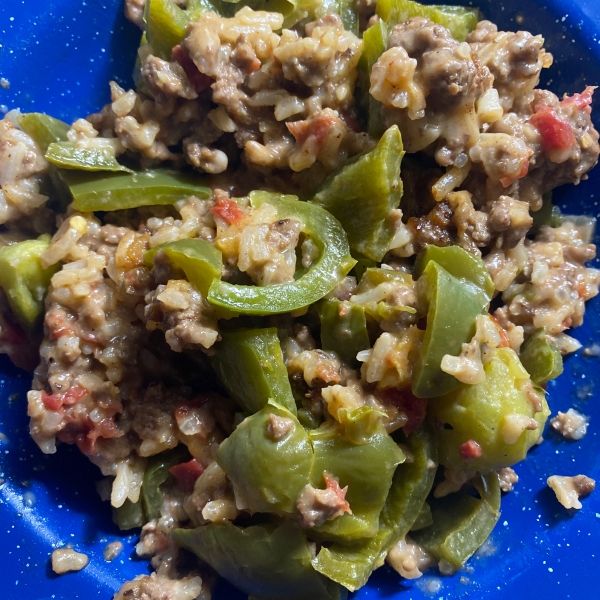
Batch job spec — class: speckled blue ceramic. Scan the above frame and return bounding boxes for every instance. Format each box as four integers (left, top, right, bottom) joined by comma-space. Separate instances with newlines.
0, 1, 599, 598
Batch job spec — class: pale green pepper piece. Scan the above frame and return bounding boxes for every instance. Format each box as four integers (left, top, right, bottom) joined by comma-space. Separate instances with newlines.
210, 327, 297, 415
45, 142, 132, 173
519, 328, 563, 385
376, 0, 479, 42
414, 244, 495, 301
208, 192, 356, 315
317, 299, 370, 366
412, 472, 500, 568
172, 521, 346, 600
428, 347, 550, 471
309, 408, 405, 541
142, 445, 191, 520
411, 259, 490, 398
18, 113, 70, 152
411, 502, 433, 531
61, 168, 210, 212
216, 403, 311, 514
0, 236, 60, 332
145, 0, 190, 60
145, 239, 222, 297
312, 126, 404, 262
357, 20, 388, 137
113, 499, 145, 531
312, 424, 436, 590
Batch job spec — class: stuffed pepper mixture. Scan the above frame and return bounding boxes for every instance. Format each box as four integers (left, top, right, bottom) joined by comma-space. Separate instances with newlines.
0, 0, 598, 597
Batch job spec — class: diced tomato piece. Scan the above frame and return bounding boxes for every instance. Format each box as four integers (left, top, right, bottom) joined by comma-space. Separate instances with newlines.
211, 197, 245, 224
41, 390, 63, 411
378, 388, 428, 435
287, 113, 338, 145
170, 459, 205, 492
459, 439, 483, 460
500, 157, 529, 188
62, 385, 88, 405
42, 385, 87, 411
530, 106, 575, 152
323, 472, 352, 515
171, 44, 212, 94
561, 86, 595, 112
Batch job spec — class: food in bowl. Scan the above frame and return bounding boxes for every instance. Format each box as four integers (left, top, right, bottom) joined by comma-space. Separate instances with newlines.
0, 0, 598, 597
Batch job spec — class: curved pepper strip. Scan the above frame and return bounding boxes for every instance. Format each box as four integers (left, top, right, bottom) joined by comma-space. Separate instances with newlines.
519, 328, 563, 385
172, 520, 347, 600
142, 445, 191, 521
145, 0, 191, 60
18, 113, 70, 152
207, 192, 356, 315
62, 168, 210, 212
414, 244, 495, 300
317, 299, 370, 367
216, 402, 311, 515
376, 0, 479, 42
45, 142, 132, 173
312, 424, 437, 591
312, 126, 404, 262
411, 250, 492, 398
412, 471, 501, 568
210, 327, 297, 415
357, 19, 388, 137
145, 238, 222, 297
0, 236, 60, 333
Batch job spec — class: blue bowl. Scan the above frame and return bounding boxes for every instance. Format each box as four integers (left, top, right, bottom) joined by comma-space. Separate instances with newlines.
0, 1, 599, 598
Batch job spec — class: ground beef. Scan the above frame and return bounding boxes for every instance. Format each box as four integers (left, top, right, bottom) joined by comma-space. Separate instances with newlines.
371, 17, 491, 165
297, 473, 351, 528
467, 20, 553, 112
496, 221, 600, 335
144, 279, 219, 353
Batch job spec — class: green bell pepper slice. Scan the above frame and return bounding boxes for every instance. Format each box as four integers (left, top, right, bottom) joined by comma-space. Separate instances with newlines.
519, 328, 564, 385
45, 142, 132, 173
428, 347, 550, 471
172, 521, 346, 600
0, 236, 60, 333
376, 0, 480, 42
217, 402, 312, 515
317, 299, 370, 367
145, 238, 222, 297
145, 0, 190, 60
60, 168, 210, 212
411, 501, 433, 531
113, 498, 145, 531
18, 113, 70, 152
357, 20, 388, 137
207, 192, 356, 315
210, 327, 297, 415
312, 424, 437, 590
411, 259, 490, 398
142, 445, 191, 520
414, 244, 495, 301
312, 126, 404, 262
412, 471, 500, 568
309, 408, 405, 541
